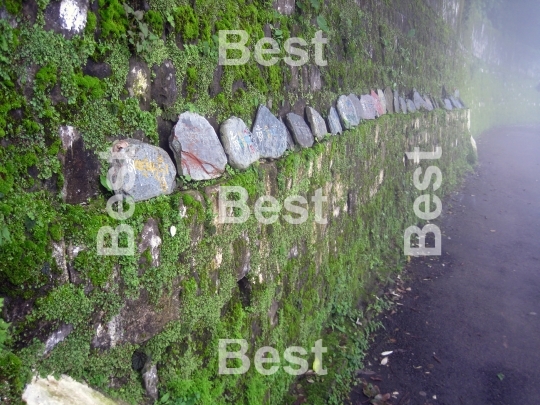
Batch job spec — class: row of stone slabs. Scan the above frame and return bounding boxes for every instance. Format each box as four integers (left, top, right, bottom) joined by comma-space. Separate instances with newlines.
110, 89, 466, 202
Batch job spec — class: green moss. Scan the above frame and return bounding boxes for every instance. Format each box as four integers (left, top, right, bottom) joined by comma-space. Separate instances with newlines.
85, 11, 97, 35
98, 0, 128, 39
173, 5, 199, 41
3, 0, 22, 15
144, 10, 164, 35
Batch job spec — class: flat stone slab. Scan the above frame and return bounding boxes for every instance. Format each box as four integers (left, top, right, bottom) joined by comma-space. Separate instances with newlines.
251, 105, 288, 159
359, 95, 377, 119
109, 139, 176, 202
406, 99, 416, 113
444, 99, 453, 110
285, 113, 314, 148
423, 94, 434, 111
393, 91, 400, 113
170, 112, 227, 181
348, 94, 366, 121
377, 89, 387, 114
384, 87, 394, 114
305, 107, 328, 140
220, 117, 260, 170
413, 90, 426, 110
449, 96, 462, 109
399, 97, 407, 113
337, 95, 359, 129
371, 90, 385, 116
327, 106, 343, 135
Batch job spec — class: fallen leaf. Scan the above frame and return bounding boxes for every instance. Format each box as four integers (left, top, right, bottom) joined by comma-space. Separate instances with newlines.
381, 351, 393, 356
380, 357, 389, 365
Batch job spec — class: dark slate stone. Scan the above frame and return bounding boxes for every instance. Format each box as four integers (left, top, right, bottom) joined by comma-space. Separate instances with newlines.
252, 105, 288, 158
393, 91, 400, 113
83, 59, 112, 79
359, 95, 377, 120
406, 99, 416, 112
44, 323, 74, 355
336, 95, 359, 129
377, 89, 387, 114
170, 112, 227, 180
44, 0, 88, 39
305, 107, 328, 140
399, 97, 407, 114
220, 117, 260, 170
457, 97, 467, 108
285, 113, 314, 148
384, 87, 394, 114
443, 99, 453, 110
110, 138, 176, 202
371, 90, 385, 116
151, 60, 178, 109
423, 94, 434, 111
442, 85, 449, 99
126, 58, 151, 111
327, 106, 343, 135
58, 126, 100, 204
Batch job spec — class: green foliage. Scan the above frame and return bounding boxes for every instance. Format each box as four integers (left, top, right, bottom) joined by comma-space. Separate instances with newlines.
73, 73, 105, 103
0, 19, 18, 88
35, 64, 58, 91
123, 3, 160, 55
3, 0, 22, 15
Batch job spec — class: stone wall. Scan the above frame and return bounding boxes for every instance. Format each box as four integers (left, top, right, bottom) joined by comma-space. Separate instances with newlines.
0, 0, 477, 403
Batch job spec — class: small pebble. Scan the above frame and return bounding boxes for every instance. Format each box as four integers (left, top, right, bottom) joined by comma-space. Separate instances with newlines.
419, 391, 427, 397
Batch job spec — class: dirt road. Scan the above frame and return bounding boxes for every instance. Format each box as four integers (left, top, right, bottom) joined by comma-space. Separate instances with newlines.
349, 125, 540, 404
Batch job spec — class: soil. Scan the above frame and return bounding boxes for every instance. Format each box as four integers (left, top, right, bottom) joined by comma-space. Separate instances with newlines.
347, 125, 540, 405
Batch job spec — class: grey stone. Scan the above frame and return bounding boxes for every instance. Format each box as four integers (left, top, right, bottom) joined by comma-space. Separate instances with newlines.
279, 117, 297, 151
423, 94, 434, 111
348, 94, 366, 121
110, 139, 176, 202
377, 89, 387, 114
406, 99, 416, 112
151, 60, 178, 109
58, 126, 100, 204
444, 98, 453, 110
371, 90, 385, 116
359, 95, 377, 119
273, 0, 295, 15
399, 97, 407, 113
220, 117, 260, 170
309, 65, 322, 92
142, 361, 159, 401
43, 323, 74, 355
126, 58, 151, 111
170, 112, 227, 180
449, 96, 461, 109
252, 105, 288, 159
44, 0, 88, 38
305, 107, 328, 140
413, 90, 426, 110
138, 218, 161, 268
394, 90, 400, 113
327, 106, 343, 135
337, 95, 359, 129
384, 87, 394, 114
285, 113, 314, 148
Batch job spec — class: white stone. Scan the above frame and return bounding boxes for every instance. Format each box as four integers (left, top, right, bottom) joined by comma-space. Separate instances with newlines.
59, 0, 88, 33
22, 375, 118, 405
